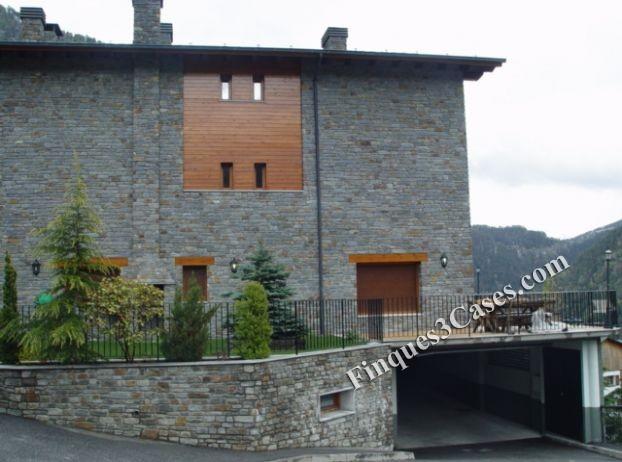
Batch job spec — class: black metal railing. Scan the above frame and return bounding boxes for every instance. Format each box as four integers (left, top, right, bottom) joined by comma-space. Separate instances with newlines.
14, 298, 385, 361
12, 290, 616, 362
377, 290, 617, 339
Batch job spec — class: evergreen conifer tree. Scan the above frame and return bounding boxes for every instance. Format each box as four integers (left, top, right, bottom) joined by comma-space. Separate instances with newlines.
233, 282, 272, 359
0, 252, 21, 363
238, 244, 305, 339
21, 165, 111, 363
162, 276, 216, 361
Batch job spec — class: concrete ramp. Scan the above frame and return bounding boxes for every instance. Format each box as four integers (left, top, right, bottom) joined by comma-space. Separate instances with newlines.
396, 389, 539, 449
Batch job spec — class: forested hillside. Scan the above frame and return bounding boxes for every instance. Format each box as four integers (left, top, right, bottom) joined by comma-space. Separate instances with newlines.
472, 221, 622, 296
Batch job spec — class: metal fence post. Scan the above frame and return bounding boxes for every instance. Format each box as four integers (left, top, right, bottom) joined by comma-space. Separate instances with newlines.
226, 302, 232, 358
341, 299, 346, 350
613, 291, 619, 328
294, 301, 299, 355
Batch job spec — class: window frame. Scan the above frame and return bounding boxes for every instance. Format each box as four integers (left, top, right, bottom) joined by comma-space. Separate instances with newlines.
254, 162, 267, 189
220, 74, 232, 100
252, 74, 265, 101
221, 162, 233, 189
318, 388, 355, 422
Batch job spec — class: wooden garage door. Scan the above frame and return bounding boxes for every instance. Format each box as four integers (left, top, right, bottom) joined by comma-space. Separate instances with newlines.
356, 263, 420, 313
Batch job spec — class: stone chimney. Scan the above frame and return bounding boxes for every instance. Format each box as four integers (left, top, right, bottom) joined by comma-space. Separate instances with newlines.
132, 0, 164, 44
19, 7, 46, 41
44, 23, 64, 41
160, 23, 173, 45
321, 27, 348, 51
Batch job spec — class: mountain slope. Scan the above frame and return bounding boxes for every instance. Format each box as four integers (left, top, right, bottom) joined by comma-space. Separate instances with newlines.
472, 221, 622, 296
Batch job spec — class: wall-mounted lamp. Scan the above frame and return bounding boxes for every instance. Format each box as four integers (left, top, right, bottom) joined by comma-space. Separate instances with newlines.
229, 257, 240, 274
31, 259, 41, 276
440, 253, 448, 269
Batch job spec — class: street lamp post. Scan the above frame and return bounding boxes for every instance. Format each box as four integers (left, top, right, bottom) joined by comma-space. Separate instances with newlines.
476, 268, 481, 294
605, 250, 613, 327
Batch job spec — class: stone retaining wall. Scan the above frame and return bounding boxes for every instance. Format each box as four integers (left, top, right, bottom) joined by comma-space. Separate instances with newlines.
0, 345, 392, 451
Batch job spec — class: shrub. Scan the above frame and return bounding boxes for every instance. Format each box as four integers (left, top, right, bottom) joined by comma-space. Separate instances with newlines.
237, 244, 305, 340
233, 282, 272, 359
162, 276, 217, 362
0, 252, 22, 363
21, 163, 113, 363
87, 277, 164, 362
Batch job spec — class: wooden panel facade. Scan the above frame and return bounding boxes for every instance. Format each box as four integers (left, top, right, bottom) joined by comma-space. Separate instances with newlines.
603, 339, 622, 371
183, 61, 303, 190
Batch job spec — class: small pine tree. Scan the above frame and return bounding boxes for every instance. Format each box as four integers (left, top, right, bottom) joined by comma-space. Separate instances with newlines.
238, 244, 305, 339
0, 252, 21, 363
162, 276, 216, 361
21, 162, 112, 363
3, 252, 17, 311
233, 282, 272, 359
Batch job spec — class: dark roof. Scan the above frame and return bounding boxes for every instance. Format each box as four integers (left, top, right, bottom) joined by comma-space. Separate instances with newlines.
0, 41, 504, 80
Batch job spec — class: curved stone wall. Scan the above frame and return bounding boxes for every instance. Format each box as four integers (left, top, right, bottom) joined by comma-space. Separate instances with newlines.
0, 345, 392, 451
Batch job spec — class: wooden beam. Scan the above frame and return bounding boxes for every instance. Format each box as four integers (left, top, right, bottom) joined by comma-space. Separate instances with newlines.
348, 253, 429, 264
98, 257, 128, 267
174, 256, 215, 266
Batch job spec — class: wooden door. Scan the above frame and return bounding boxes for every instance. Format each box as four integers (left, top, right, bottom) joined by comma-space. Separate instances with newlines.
182, 266, 208, 300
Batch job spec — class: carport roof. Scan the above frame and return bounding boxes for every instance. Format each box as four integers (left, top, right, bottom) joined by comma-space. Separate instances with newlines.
387, 328, 613, 351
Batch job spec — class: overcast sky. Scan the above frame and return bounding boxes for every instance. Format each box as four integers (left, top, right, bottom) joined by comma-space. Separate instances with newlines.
5, 0, 622, 239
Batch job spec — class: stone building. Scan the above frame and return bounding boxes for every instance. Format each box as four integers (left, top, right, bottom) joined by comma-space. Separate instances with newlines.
1, 3, 615, 451
0, 1, 503, 305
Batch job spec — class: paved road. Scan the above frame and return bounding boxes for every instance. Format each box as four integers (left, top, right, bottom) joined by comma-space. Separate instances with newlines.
414, 438, 618, 461
0, 414, 264, 462
1, 415, 618, 462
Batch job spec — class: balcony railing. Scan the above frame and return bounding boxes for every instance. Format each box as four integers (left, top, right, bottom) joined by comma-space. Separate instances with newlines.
375, 290, 618, 340
13, 290, 616, 362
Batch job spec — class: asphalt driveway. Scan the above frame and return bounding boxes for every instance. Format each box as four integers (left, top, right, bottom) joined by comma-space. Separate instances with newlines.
0, 414, 366, 462
415, 438, 618, 461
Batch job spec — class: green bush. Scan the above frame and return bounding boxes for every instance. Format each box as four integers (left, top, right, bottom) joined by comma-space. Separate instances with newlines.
87, 277, 164, 362
0, 252, 21, 363
233, 282, 272, 359
162, 276, 216, 362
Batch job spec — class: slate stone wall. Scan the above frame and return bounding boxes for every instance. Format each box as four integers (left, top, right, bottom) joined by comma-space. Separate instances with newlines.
0, 52, 474, 305
312, 63, 473, 298
0, 345, 393, 451
0, 52, 135, 304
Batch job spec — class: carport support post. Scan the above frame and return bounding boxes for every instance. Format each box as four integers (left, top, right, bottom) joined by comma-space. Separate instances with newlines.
392, 369, 398, 435
581, 339, 603, 443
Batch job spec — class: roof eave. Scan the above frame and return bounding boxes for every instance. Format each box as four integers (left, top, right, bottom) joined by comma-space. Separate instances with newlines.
0, 41, 505, 80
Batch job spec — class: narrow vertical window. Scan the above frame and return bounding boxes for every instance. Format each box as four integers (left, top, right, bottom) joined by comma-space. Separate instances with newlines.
221, 162, 233, 188
221, 74, 232, 100
253, 74, 264, 101
255, 163, 266, 189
